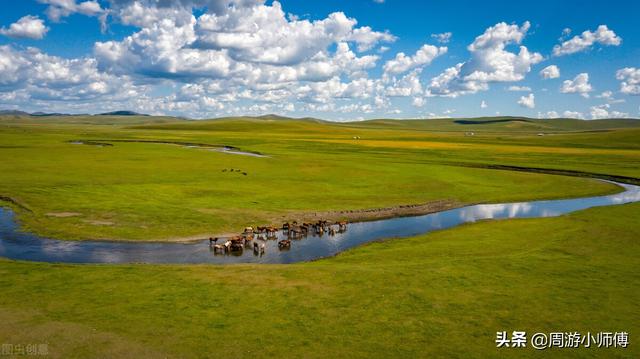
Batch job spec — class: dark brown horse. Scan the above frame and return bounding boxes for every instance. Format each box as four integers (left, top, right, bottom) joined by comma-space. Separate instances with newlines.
278, 239, 291, 249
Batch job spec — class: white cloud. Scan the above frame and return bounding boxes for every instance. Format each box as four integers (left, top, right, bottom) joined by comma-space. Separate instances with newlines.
540, 65, 560, 79
0, 45, 139, 105
560, 73, 592, 97
95, 2, 385, 88
427, 21, 542, 97
195, 2, 393, 65
348, 26, 397, 52
552, 25, 621, 56
517, 93, 535, 109
38, 0, 104, 21
616, 67, 640, 95
589, 104, 628, 119
562, 110, 584, 119
431, 32, 452, 44
385, 69, 423, 97
596, 90, 625, 104
383, 44, 447, 75
507, 85, 531, 92
0, 15, 49, 40
412, 97, 425, 107
1, 3, 630, 120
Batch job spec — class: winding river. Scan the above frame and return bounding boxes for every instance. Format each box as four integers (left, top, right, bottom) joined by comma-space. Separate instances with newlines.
1, 180, 639, 264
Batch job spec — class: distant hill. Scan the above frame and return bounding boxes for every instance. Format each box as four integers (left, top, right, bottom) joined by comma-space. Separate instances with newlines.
0, 109, 78, 116
0, 109, 149, 117
0, 110, 31, 116
350, 116, 640, 133
31, 112, 80, 117
1, 111, 638, 132
98, 111, 149, 116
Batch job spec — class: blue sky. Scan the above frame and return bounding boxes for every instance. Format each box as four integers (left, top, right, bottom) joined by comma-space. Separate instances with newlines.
0, 0, 638, 120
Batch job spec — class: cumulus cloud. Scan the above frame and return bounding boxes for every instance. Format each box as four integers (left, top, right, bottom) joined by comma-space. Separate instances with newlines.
385, 69, 423, 97
38, 0, 104, 21
589, 103, 628, 119
383, 44, 447, 75
517, 93, 535, 108
560, 73, 592, 97
540, 65, 560, 79
427, 21, 542, 97
0, 1, 401, 117
194, 2, 393, 64
96, 4, 386, 86
562, 110, 584, 119
431, 32, 452, 44
616, 67, 640, 95
348, 26, 397, 52
0, 15, 49, 40
0, 2, 629, 119
552, 25, 621, 56
0, 45, 139, 107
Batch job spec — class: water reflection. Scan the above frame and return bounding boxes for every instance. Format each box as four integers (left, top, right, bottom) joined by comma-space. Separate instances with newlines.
1, 181, 639, 264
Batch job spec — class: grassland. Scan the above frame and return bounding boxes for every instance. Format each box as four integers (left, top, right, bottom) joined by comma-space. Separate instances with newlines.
0, 115, 639, 358
1, 115, 638, 241
0, 200, 637, 358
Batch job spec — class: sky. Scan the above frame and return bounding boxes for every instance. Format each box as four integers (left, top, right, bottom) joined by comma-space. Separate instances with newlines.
0, 0, 639, 120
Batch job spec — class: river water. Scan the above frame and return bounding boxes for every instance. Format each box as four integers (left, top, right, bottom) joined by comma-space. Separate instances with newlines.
1, 181, 638, 264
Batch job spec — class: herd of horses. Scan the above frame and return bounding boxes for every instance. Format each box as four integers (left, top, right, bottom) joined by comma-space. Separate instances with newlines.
208, 220, 349, 255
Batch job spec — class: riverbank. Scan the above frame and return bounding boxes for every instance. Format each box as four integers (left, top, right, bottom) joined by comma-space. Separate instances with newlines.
1, 180, 637, 264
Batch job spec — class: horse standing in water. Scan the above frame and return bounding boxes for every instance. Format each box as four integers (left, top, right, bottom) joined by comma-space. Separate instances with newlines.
253, 242, 265, 255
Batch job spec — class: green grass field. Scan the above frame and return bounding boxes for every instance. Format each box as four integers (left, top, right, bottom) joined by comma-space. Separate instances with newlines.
0, 115, 639, 358
0, 201, 637, 358
1, 115, 637, 241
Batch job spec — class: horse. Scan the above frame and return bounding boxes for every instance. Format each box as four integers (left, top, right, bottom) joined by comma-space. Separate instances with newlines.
278, 239, 291, 249
253, 242, 265, 254
289, 226, 305, 239
212, 244, 225, 254
256, 226, 268, 234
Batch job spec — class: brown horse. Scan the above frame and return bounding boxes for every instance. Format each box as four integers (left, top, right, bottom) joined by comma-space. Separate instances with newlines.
278, 239, 291, 249
289, 225, 305, 239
